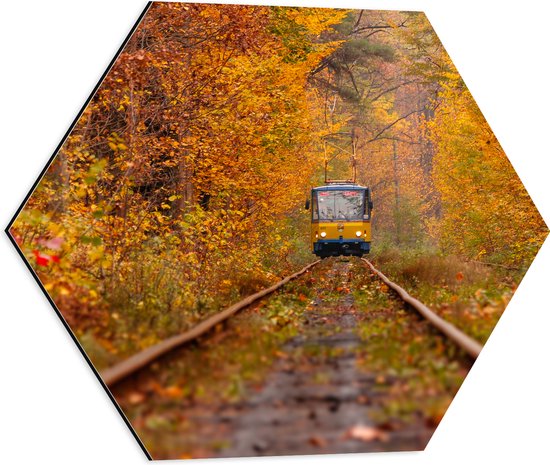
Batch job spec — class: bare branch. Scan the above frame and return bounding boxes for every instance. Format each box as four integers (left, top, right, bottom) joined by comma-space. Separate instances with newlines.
365, 108, 425, 144
370, 80, 420, 103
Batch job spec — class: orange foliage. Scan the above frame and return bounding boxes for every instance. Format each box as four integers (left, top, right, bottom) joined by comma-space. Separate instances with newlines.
11, 3, 348, 361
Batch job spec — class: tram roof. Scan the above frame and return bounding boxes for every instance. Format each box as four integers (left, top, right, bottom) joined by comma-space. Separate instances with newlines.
312, 183, 367, 191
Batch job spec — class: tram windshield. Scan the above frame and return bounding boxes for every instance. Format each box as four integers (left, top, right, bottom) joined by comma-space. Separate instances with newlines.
313, 190, 366, 220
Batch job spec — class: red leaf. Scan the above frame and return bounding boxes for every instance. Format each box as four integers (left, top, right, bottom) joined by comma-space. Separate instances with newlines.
32, 250, 59, 266
32, 250, 50, 266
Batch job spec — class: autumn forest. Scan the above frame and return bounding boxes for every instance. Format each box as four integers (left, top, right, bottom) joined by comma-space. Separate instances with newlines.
12, 3, 547, 373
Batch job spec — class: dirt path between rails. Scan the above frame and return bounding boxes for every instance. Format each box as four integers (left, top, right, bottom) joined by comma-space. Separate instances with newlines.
218, 260, 433, 457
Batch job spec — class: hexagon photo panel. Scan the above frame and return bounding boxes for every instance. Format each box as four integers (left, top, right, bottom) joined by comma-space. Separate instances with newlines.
6, 2, 548, 460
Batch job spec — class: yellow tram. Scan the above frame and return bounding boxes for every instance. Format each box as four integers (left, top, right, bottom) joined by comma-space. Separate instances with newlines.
306, 181, 373, 258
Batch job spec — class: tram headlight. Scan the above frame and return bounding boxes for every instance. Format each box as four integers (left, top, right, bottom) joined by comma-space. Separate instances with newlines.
355, 231, 362, 237
320, 231, 327, 238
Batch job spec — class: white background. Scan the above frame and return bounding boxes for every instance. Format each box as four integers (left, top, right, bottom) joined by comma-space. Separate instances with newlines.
1, 1, 549, 464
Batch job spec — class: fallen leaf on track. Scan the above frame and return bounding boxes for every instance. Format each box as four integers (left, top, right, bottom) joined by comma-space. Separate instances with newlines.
273, 350, 289, 359
345, 424, 389, 443
162, 385, 183, 399
127, 391, 146, 405
308, 435, 327, 447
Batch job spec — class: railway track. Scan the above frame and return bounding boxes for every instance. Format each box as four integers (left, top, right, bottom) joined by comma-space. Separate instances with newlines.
104, 257, 485, 458
102, 257, 482, 388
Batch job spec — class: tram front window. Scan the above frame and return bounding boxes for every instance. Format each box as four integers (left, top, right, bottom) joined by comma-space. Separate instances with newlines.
316, 190, 365, 220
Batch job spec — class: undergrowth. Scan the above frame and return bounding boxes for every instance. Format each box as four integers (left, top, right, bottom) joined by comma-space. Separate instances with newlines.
371, 245, 522, 343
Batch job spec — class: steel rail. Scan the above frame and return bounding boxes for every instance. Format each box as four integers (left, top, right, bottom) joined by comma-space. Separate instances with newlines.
101, 260, 321, 387
361, 258, 483, 359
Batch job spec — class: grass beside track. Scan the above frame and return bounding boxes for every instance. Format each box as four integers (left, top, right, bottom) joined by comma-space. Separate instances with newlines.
371, 248, 520, 343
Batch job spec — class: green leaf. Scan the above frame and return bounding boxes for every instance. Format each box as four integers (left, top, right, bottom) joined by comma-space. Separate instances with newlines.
81, 235, 103, 246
